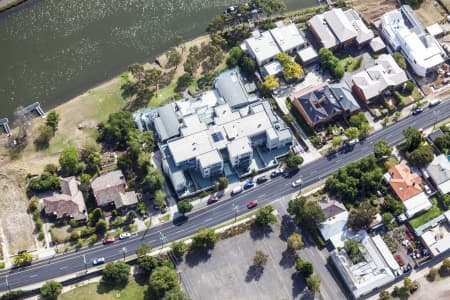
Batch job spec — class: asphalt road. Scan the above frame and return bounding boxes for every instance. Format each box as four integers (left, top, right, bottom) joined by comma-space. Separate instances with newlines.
0, 100, 449, 292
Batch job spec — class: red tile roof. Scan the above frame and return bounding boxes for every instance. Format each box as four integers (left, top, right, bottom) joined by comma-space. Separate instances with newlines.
388, 164, 423, 202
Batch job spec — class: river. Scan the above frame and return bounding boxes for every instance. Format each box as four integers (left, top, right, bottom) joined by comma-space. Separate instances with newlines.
0, 0, 317, 120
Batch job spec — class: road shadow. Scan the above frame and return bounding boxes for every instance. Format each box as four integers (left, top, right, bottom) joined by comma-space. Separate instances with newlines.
249, 224, 273, 240
279, 214, 296, 242
291, 272, 308, 299
184, 248, 212, 267
279, 249, 296, 269
245, 265, 265, 282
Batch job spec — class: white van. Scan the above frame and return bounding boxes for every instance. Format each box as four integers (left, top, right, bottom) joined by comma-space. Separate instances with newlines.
231, 186, 243, 196
429, 99, 441, 107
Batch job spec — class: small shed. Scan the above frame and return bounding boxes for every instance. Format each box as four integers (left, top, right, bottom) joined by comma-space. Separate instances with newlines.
297, 46, 318, 65
369, 37, 386, 54
426, 23, 444, 38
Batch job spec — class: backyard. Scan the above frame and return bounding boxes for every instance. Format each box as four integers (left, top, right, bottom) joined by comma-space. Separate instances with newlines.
337, 56, 362, 73
409, 198, 443, 229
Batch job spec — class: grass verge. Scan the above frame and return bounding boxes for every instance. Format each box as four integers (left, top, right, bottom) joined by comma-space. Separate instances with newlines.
158, 214, 171, 223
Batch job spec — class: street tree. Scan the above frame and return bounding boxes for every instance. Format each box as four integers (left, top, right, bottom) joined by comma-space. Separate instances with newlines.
374, 140, 392, 159
344, 127, 360, 140
40, 280, 62, 300
177, 199, 193, 215
296, 258, 313, 277
191, 228, 217, 250
287, 233, 304, 252
218, 176, 228, 190
427, 267, 438, 281
306, 274, 321, 293
255, 205, 277, 226
136, 242, 152, 257
171, 241, 187, 258
143, 167, 164, 192
13, 252, 33, 266
408, 145, 434, 167
102, 261, 131, 285
286, 154, 303, 169
154, 189, 167, 211
95, 219, 107, 233
253, 250, 269, 267
332, 136, 343, 149
403, 127, 422, 152
149, 266, 179, 297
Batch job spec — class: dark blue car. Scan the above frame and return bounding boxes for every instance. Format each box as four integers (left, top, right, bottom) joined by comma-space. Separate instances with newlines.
243, 181, 255, 190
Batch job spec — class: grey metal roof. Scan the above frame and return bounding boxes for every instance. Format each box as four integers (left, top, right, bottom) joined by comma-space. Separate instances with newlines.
155, 104, 180, 141
330, 83, 361, 113
426, 155, 450, 185
214, 68, 257, 108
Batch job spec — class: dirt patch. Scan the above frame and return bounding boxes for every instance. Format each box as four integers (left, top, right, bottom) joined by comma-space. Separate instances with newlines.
0, 170, 36, 255
347, 0, 397, 24
415, 0, 447, 26
440, 0, 450, 11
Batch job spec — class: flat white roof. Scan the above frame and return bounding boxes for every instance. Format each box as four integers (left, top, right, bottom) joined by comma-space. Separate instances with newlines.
262, 61, 283, 76
270, 23, 305, 52
180, 114, 208, 136
426, 23, 444, 37
369, 36, 386, 52
227, 137, 252, 158
245, 31, 280, 64
198, 150, 222, 168
297, 46, 318, 63
404, 192, 432, 218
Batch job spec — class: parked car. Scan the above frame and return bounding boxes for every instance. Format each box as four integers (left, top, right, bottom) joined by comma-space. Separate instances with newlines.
283, 168, 299, 178
102, 236, 115, 244
243, 180, 255, 190
412, 107, 423, 115
394, 254, 405, 266
429, 99, 441, 107
246, 200, 258, 209
92, 257, 105, 265
270, 168, 283, 178
291, 178, 303, 188
424, 185, 431, 194
348, 138, 359, 146
231, 186, 243, 195
216, 190, 225, 198
119, 232, 131, 240
207, 196, 219, 205
256, 176, 268, 184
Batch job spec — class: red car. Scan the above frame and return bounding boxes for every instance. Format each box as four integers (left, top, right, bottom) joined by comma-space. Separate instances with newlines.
207, 196, 219, 205
246, 200, 258, 209
102, 236, 115, 244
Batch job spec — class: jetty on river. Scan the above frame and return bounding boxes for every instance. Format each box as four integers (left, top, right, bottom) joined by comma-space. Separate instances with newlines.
0, 118, 11, 136
1, 102, 46, 136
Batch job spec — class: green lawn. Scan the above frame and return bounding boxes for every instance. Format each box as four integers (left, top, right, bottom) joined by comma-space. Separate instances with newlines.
158, 214, 170, 223
409, 198, 443, 228
337, 57, 362, 72
59, 275, 147, 300
148, 80, 178, 107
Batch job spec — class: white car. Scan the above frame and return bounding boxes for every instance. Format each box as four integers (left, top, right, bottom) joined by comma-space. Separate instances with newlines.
119, 232, 131, 240
291, 179, 303, 188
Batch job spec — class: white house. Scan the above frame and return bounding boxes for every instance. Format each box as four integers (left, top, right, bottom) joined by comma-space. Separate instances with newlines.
426, 154, 450, 194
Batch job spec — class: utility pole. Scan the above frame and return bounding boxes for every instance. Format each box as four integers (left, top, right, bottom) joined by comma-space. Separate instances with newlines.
122, 247, 127, 261
82, 255, 87, 273
159, 231, 167, 250
232, 203, 239, 223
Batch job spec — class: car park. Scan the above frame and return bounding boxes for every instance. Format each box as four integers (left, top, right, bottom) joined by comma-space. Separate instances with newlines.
246, 200, 258, 209
243, 180, 255, 190
291, 178, 303, 188
412, 107, 423, 115
256, 176, 268, 184
119, 232, 131, 240
92, 257, 105, 265
102, 236, 115, 244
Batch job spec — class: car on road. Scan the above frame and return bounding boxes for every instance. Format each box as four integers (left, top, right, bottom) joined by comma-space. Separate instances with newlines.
429, 99, 441, 107
92, 257, 105, 265
256, 176, 268, 184
243, 180, 255, 190
412, 107, 423, 115
246, 200, 258, 209
173, 215, 188, 226
291, 178, 303, 188
348, 138, 359, 146
119, 232, 131, 240
102, 236, 115, 244
283, 168, 299, 178
270, 168, 283, 178
207, 195, 219, 205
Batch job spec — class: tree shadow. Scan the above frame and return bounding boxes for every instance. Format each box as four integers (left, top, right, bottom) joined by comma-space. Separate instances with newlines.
249, 224, 273, 240
184, 248, 212, 267
96, 281, 127, 294
245, 265, 264, 282
291, 272, 308, 299
279, 214, 296, 242
279, 249, 296, 269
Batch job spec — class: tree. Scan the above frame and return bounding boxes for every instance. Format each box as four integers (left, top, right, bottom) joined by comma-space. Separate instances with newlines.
95, 219, 107, 233
154, 190, 167, 211
171, 241, 187, 258
332, 136, 343, 149
175, 73, 193, 92
129, 63, 145, 81
177, 199, 193, 215
403, 277, 417, 293
45, 111, 60, 132
44, 163, 58, 174
0, 290, 25, 300
239, 55, 257, 77
392, 52, 406, 69
441, 258, 450, 275
13, 252, 32, 266
405, 81, 415, 94
165, 48, 182, 69
347, 201, 377, 230
287, 197, 325, 231
434, 134, 450, 154
137, 256, 170, 275
276, 53, 303, 81
379, 290, 393, 300
226, 46, 244, 67
89, 208, 104, 225
287, 233, 304, 251
349, 112, 369, 129
59, 146, 80, 176
144, 168, 164, 192
306, 274, 321, 293
403, 127, 422, 152
344, 127, 360, 140
255, 205, 277, 226
262, 75, 279, 91
374, 140, 392, 159
102, 261, 131, 285
86, 151, 101, 174
427, 267, 438, 281
218, 176, 228, 190
98, 111, 136, 150
125, 211, 136, 224
149, 266, 178, 297
136, 242, 152, 257
253, 250, 268, 267
296, 258, 313, 277
382, 212, 394, 229
408, 145, 434, 167
333, 64, 345, 79
161, 288, 190, 300
191, 228, 217, 250
382, 194, 405, 216
34, 125, 54, 150
207, 15, 225, 32
40, 280, 62, 300
286, 154, 303, 169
